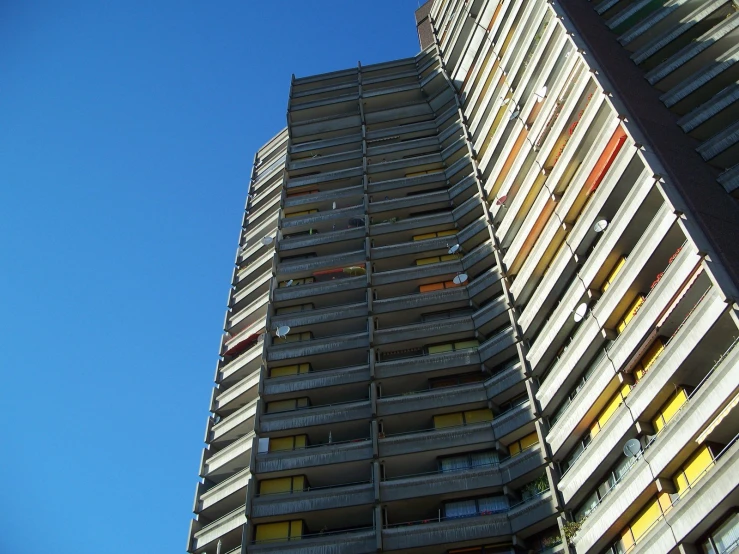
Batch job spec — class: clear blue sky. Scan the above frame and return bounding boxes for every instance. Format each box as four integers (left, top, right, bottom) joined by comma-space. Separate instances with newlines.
0, 2, 421, 552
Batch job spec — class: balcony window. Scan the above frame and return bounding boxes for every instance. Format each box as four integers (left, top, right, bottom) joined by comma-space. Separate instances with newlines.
259, 475, 307, 495
425, 338, 479, 354
269, 363, 311, 378
278, 277, 315, 288
275, 303, 314, 314
267, 434, 307, 452
413, 229, 457, 241
433, 408, 493, 429
589, 383, 632, 439
633, 337, 666, 382
508, 432, 539, 457
419, 280, 461, 293
700, 511, 739, 554
439, 449, 499, 472
601, 257, 627, 293
617, 294, 646, 334
266, 397, 310, 414
444, 494, 509, 518
254, 520, 303, 543
672, 444, 716, 497
284, 209, 318, 218
652, 387, 689, 432
610, 492, 673, 553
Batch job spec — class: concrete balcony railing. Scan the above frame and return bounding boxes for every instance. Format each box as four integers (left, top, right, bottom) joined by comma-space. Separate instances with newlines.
370, 211, 454, 238
283, 184, 363, 209
263, 364, 371, 397
377, 382, 487, 417
382, 510, 511, 551
630, 437, 739, 554
209, 398, 257, 444
538, 243, 699, 414
234, 250, 273, 288
287, 147, 361, 172
372, 258, 463, 287
467, 266, 503, 300
279, 227, 365, 253
548, 285, 724, 462
509, 490, 558, 534
375, 348, 480, 379
472, 294, 510, 333
286, 166, 363, 191
217, 340, 263, 387
272, 275, 367, 303
280, 205, 364, 231
259, 399, 372, 434
196, 468, 250, 514
226, 293, 268, 337
477, 326, 518, 365
367, 169, 447, 196
485, 362, 526, 400
190, 504, 246, 553
368, 189, 450, 217
248, 528, 376, 554
212, 368, 260, 413
202, 432, 253, 479
374, 316, 474, 347
288, 133, 361, 157
251, 481, 374, 519
231, 271, 271, 309
373, 287, 469, 315
571, 342, 739, 553
255, 438, 373, 474
275, 250, 366, 279
271, 301, 367, 330
366, 135, 439, 159
379, 421, 495, 458
267, 331, 370, 362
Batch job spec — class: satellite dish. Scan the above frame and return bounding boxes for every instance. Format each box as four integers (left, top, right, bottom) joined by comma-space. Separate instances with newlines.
623, 438, 641, 458
275, 326, 291, 338
285, 279, 294, 287
332, 202, 337, 210
261, 236, 274, 246
508, 109, 521, 121
496, 195, 508, 206
453, 273, 469, 285
535, 85, 548, 101
593, 219, 609, 234
501, 97, 511, 106
573, 302, 589, 323
448, 244, 461, 255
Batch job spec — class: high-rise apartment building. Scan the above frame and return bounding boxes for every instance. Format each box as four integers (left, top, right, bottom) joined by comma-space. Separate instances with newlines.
187, 1, 739, 553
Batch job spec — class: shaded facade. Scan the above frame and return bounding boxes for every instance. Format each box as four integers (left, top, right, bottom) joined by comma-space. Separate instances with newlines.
188, 1, 739, 553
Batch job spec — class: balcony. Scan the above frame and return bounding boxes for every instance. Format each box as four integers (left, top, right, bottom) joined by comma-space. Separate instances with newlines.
382, 510, 510, 551
374, 316, 474, 348
251, 481, 374, 519
377, 382, 487, 417
283, 184, 363, 210
259, 399, 372, 434
209, 398, 257, 444
212, 369, 260, 414
271, 301, 367, 331
263, 365, 370, 397
196, 467, 250, 514
379, 420, 497, 458
367, 169, 448, 196
267, 332, 370, 362
276, 250, 366, 279
273, 275, 367, 303
255, 438, 373, 475
217, 340, 263, 387
381, 444, 546, 503
201, 432, 253, 481
279, 227, 365, 255
375, 348, 480, 379
373, 287, 469, 316
189, 504, 245, 553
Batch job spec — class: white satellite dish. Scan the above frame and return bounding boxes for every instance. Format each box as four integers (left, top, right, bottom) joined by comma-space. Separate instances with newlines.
593, 219, 609, 234
535, 85, 548, 102
285, 279, 294, 287
573, 302, 589, 323
623, 438, 641, 458
261, 236, 274, 246
448, 244, 461, 255
332, 202, 336, 210
501, 97, 511, 106
275, 326, 291, 339
508, 109, 521, 121
453, 273, 469, 285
